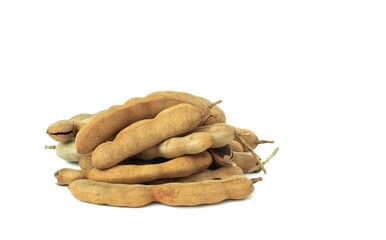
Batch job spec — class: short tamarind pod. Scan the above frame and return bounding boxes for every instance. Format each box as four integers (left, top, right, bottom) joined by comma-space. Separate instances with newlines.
68, 175, 259, 207
234, 127, 274, 151
92, 103, 218, 169
79, 156, 93, 170
134, 132, 214, 160
46, 112, 99, 143
230, 140, 244, 152
208, 144, 234, 166
44, 140, 90, 162
149, 165, 243, 184
46, 120, 76, 143
76, 91, 226, 154
192, 123, 235, 148
55, 151, 212, 185
232, 152, 260, 173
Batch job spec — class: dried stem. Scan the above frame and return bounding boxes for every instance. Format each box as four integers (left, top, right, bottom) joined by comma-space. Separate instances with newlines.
44, 145, 56, 150
207, 100, 222, 109
247, 147, 279, 173
200, 100, 222, 125
256, 140, 275, 145
263, 147, 279, 165
251, 177, 263, 184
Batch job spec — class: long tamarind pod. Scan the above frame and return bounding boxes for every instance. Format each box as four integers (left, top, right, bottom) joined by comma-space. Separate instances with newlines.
91, 103, 217, 169
55, 151, 212, 185
76, 91, 225, 154
69, 175, 259, 207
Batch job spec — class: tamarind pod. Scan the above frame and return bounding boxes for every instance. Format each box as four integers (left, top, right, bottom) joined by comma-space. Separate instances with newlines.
91, 103, 213, 169
55, 151, 212, 185
46, 120, 76, 143
234, 127, 274, 151
230, 140, 244, 152
45, 140, 90, 162
68, 175, 258, 207
135, 132, 214, 160
76, 91, 226, 154
232, 152, 262, 173
191, 123, 235, 148
46, 112, 103, 143
144, 91, 226, 124
149, 165, 243, 184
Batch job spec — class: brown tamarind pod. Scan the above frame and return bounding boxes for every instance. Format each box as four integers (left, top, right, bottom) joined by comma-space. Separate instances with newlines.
91, 102, 219, 170
76, 91, 226, 154
46, 112, 102, 143
68, 175, 260, 207
234, 127, 274, 151
55, 151, 212, 185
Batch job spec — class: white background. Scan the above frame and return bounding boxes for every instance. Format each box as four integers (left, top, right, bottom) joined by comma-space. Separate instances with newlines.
1, 1, 385, 239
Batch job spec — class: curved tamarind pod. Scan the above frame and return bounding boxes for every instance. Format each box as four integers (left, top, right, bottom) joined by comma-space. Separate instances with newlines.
55, 151, 212, 185
149, 165, 243, 184
45, 140, 90, 162
68, 175, 259, 207
134, 132, 214, 160
234, 127, 274, 151
92, 103, 217, 169
76, 91, 226, 154
191, 123, 235, 148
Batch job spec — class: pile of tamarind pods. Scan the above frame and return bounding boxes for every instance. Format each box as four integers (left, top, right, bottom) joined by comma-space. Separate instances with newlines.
46, 91, 278, 207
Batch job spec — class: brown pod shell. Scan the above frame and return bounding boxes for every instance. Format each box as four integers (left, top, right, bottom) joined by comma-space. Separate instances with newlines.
208, 144, 234, 166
